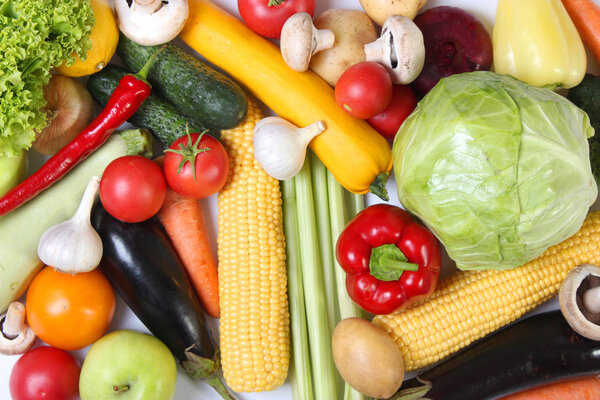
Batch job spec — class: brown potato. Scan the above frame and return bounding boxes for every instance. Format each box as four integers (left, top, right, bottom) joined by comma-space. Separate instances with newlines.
332, 318, 404, 399
359, 0, 428, 25
309, 9, 377, 87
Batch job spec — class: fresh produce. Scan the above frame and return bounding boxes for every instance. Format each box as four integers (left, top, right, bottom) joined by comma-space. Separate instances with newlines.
358, 0, 427, 25
393, 311, 600, 400
216, 99, 290, 392
79, 330, 178, 400
99, 155, 167, 223
0, 0, 93, 157
498, 375, 600, 400
309, 9, 378, 87
363, 15, 425, 85
252, 117, 326, 180
0, 302, 35, 355
91, 203, 234, 399
335, 62, 393, 119
559, 264, 600, 340
117, 36, 248, 130
0, 130, 151, 314
9, 346, 81, 400
412, 6, 493, 97
180, 0, 393, 199
367, 85, 417, 140
55, 0, 118, 77
332, 318, 404, 399
32, 75, 95, 155
87, 64, 216, 146
0, 52, 158, 216
37, 176, 102, 273
336, 204, 441, 315
561, 0, 600, 66
0, 152, 26, 197
156, 175, 220, 318
372, 211, 600, 372
280, 12, 335, 72
25, 266, 116, 351
164, 132, 229, 199
114, 0, 189, 46
394, 71, 597, 270
493, 0, 586, 89
237, 0, 315, 39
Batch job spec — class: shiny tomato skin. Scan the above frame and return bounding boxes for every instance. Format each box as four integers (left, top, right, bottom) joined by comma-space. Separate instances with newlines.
9, 346, 80, 400
367, 84, 418, 140
335, 62, 393, 119
25, 267, 116, 351
99, 155, 166, 223
164, 134, 230, 199
238, 0, 315, 38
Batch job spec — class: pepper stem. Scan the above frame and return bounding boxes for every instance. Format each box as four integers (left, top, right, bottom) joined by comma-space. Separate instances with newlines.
369, 244, 418, 281
135, 45, 166, 82
369, 172, 389, 201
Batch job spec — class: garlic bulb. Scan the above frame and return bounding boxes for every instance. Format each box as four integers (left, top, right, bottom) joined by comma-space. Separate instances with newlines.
37, 175, 103, 273
253, 117, 326, 180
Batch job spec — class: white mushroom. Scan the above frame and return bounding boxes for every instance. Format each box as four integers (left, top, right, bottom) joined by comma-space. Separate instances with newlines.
114, 0, 189, 46
0, 302, 36, 355
559, 264, 600, 341
363, 15, 425, 85
281, 12, 335, 72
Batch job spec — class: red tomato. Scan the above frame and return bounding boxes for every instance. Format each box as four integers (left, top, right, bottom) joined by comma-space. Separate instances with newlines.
164, 133, 230, 199
335, 62, 393, 119
9, 346, 80, 400
99, 155, 166, 223
238, 0, 315, 38
367, 85, 418, 140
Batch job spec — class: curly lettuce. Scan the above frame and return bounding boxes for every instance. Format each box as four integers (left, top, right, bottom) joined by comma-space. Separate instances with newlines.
0, 0, 94, 157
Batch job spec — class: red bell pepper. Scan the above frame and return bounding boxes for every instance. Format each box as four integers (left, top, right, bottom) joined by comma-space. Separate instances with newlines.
336, 204, 441, 315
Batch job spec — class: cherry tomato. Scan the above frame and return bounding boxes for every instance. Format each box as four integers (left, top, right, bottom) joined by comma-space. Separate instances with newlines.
164, 133, 230, 199
238, 0, 315, 38
99, 155, 166, 223
25, 267, 115, 351
367, 84, 418, 140
10, 346, 80, 400
335, 62, 393, 119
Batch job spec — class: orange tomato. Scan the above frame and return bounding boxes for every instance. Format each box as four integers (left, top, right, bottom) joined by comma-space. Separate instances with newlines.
25, 267, 115, 351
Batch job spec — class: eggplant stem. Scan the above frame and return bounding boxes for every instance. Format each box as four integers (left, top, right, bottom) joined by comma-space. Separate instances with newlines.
181, 351, 238, 400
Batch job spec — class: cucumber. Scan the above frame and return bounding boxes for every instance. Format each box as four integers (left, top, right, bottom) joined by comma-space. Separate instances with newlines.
117, 35, 248, 129
87, 65, 219, 146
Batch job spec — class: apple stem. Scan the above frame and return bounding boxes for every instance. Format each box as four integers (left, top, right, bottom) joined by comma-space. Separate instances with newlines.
113, 384, 130, 393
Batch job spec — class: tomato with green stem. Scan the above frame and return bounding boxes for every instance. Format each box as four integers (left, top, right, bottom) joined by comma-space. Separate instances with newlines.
238, 0, 316, 39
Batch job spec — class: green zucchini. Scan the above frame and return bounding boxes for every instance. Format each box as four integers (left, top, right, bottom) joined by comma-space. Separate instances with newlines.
117, 35, 248, 129
87, 65, 219, 146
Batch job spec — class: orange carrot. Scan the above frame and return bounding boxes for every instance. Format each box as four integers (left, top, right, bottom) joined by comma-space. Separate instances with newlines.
154, 157, 220, 318
499, 376, 600, 400
562, 0, 600, 66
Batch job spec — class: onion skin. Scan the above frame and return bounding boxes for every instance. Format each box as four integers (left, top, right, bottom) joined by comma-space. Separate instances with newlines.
33, 75, 95, 155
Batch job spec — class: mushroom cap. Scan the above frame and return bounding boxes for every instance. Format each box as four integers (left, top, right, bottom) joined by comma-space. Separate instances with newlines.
559, 264, 600, 341
281, 12, 317, 72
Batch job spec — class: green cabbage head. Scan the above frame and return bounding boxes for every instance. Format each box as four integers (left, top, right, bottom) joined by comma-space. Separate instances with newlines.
393, 71, 597, 270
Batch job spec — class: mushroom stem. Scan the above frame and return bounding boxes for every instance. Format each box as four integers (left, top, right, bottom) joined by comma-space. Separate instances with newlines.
583, 286, 600, 314
314, 29, 335, 53
2, 302, 26, 339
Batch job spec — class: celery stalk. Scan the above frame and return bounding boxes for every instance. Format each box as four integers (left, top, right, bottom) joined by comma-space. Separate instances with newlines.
282, 179, 314, 400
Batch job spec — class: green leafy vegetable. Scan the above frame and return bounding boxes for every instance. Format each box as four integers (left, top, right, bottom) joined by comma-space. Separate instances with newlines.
0, 0, 94, 157
393, 71, 597, 271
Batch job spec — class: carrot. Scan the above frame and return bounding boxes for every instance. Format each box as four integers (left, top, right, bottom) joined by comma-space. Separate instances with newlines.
562, 0, 600, 66
154, 157, 220, 318
498, 376, 600, 400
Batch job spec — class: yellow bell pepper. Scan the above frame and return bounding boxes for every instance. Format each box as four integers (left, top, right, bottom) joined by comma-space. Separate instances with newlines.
492, 0, 586, 89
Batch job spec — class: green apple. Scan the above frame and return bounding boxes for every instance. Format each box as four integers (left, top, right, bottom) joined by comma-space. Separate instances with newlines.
79, 330, 177, 400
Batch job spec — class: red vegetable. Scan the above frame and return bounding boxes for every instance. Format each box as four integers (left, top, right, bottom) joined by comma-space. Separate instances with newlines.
0, 50, 161, 216
561, 0, 600, 67
367, 84, 417, 140
336, 204, 441, 315
498, 375, 600, 400
238, 0, 315, 39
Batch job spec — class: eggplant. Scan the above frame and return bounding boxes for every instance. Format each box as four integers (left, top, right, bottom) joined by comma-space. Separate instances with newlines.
393, 310, 600, 400
91, 203, 235, 400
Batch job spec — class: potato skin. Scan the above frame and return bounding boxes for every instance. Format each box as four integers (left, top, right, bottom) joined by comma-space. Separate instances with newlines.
332, 318, 404, 399
359, 0, 428, 25
309, 9, 377, 87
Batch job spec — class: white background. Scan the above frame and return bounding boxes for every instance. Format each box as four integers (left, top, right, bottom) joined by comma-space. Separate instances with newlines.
1, 0, 600, 399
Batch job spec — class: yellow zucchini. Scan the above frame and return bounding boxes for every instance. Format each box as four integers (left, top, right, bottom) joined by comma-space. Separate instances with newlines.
180, 0, 393, 198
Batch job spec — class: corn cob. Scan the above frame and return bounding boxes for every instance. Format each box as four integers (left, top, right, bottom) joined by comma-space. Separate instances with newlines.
373, 211, 600, 372
217, 97, 290, 392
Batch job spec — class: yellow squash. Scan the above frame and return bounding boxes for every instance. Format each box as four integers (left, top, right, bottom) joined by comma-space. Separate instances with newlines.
180, 0, 393, 198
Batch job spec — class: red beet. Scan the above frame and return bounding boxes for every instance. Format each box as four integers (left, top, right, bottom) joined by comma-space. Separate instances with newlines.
412, 6, 493, 97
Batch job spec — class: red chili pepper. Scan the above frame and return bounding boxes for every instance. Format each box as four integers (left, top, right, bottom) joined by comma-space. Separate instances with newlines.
336, 204, 442, 315
0, 50, 162, 216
